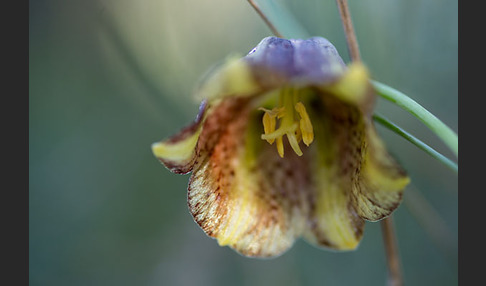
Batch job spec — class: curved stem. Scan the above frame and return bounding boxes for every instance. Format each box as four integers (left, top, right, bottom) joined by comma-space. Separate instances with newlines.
335, 1, 404, 285
247, 0, 284, 38
372, 80, 458, 158
373, 113, 458, 173
335, 0, 361, 62
381, 216, 403, 286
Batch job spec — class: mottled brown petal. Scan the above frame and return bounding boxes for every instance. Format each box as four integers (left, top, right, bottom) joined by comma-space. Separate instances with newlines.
306, 89, 409, 229
188, 98, 313, 257
302, 94, 366, 250
351, 121, 410, 221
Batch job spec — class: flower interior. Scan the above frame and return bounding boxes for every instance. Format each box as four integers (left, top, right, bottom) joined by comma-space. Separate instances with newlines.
259, 87, 314, 158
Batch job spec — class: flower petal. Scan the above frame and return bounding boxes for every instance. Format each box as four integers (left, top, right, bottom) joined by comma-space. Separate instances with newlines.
196, 37, 348, 101
188, 97, 313, 257
196, 57, 260, 101
245, 37, 347, 88
302, 96, 366, 250
351, 123, 410, 221
321, 62, 375, 113
151, 100, 207, 174
303, 165, 366, 250
319, 86, 409, 222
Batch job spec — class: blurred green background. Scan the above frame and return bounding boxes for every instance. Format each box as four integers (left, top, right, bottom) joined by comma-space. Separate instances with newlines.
29, 0, 457, 285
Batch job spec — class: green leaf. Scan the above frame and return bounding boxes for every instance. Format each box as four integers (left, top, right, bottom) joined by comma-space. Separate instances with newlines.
373, 113, 458, 173
372, 81, 458, 158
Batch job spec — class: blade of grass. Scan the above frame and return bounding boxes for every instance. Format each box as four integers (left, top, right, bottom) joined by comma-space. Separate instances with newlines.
373, 113, 458, 173
372, 81, 458, 158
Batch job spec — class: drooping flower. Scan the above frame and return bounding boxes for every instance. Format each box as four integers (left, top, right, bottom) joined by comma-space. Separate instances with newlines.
152, 37, 410, 258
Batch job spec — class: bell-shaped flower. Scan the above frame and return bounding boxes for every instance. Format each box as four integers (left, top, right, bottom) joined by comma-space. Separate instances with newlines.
152, 37, 410, 257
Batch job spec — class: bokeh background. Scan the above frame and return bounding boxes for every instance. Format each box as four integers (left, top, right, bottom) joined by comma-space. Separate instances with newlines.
29, 0, 458, 285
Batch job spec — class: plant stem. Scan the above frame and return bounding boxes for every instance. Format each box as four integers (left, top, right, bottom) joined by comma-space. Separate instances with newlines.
335, 0, 361, 62
381, 216, 403, 286
247, 0, 284, 38
335, 1, 404, 285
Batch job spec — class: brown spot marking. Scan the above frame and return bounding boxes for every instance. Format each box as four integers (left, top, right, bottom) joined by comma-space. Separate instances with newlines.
352, 177, 404, 221
186, 97, 254, 238
159, 158, 195, 174
347, 201, 365, 239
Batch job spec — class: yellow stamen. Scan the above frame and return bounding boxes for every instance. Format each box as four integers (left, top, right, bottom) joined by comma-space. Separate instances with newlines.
276, 137, 284, 158
295, 125, 302, 142
287, 132, 303, 156
261, 122, 298, 141
261, 112, 276, 144
259, 88, 315, 157
259, 107, 286, 144
294, 102, 314, 146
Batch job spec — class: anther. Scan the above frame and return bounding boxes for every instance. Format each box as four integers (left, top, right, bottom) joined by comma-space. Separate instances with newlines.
259, 88, 314, 157
294, 102, 314, 146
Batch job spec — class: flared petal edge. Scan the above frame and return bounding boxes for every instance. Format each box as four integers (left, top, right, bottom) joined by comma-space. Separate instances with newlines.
151, 100, 208, 174
351, 121, 410, 221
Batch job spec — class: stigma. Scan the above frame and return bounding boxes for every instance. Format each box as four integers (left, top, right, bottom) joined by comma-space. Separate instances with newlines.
259, 88, 314, 158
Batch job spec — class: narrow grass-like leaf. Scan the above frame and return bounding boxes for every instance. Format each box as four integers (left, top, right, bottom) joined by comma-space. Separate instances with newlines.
372, 81, 458, 157
373, 113, 458, 173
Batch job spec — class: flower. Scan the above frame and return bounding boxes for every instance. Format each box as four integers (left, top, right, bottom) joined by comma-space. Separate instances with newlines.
152, 37, 410, 258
